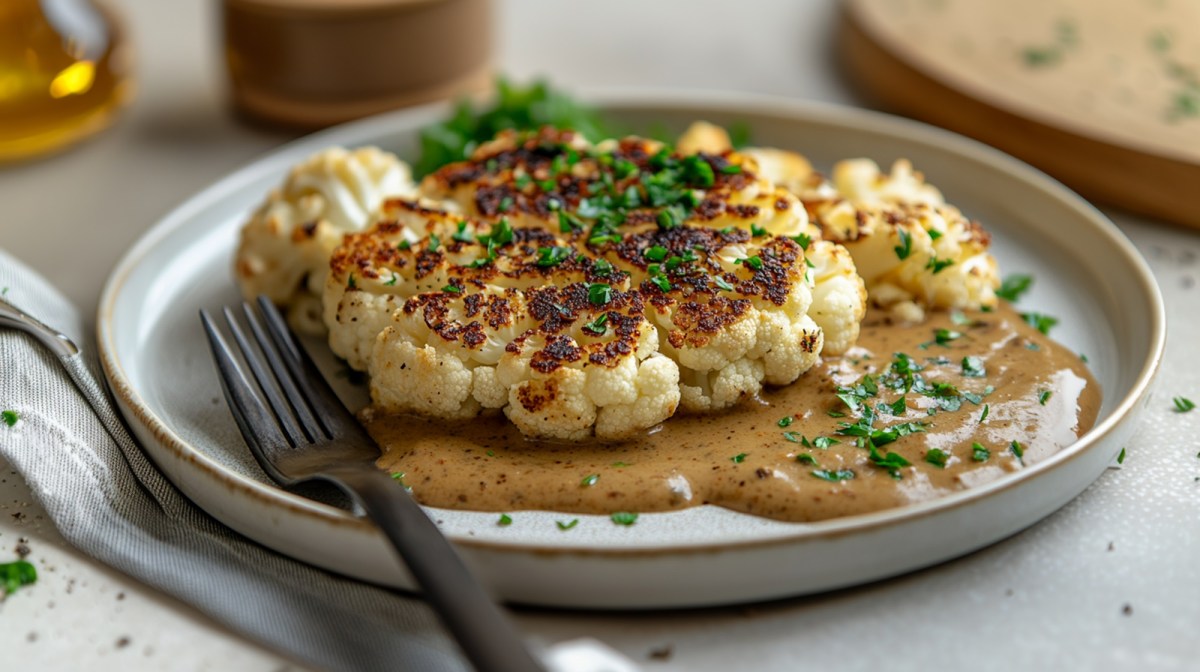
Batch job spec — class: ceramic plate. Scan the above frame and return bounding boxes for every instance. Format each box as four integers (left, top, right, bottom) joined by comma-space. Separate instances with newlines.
97, 91, 1163, 609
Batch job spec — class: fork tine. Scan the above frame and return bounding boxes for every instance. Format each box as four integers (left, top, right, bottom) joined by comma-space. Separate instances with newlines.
222, 306, 307, 447
254, 296, 357, 436
240, 302, 327, 442
200, 310, 291, 468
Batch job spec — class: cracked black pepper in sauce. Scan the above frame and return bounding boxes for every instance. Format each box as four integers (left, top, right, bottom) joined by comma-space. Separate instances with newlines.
367, 303, 1100, 522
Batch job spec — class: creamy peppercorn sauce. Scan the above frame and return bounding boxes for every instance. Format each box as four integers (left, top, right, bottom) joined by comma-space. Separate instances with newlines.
367, 303, 1100, 522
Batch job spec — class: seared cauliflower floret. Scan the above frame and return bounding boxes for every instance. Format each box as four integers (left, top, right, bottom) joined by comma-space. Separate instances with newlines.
235, 146, 415, 332
324, 201, 606, 371
609, 227, 825, 411
372, 285, 680, 440
804, 161, 999, 322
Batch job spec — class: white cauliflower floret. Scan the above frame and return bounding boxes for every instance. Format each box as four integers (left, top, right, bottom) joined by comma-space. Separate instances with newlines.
833, 158, 944, 209
370, 339, 480, 419
798, 159, 999, 318
234, 146, 415, 332
805, 239, 867, 354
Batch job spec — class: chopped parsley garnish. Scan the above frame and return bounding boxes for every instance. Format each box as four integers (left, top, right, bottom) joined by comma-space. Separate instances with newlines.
782, 432, 806, 444
611, 461, 629, 467
410, 79, 609, 177
589, 232, 623, 246
680, 155, 715, 188
926, 256, 955, 274
792, 233, 812, 250
996, 274, 1033, 302
614, 158, 639, 179
558, 211, 584, 233
1010, 440, 1025, 465
972, 442, 990, 462
812, 436, 840, 449
591, 258, 614, 277
934, 329, 962, 346
812, 469, 855, 482
536, 246, 573, 267
867, 445, 912, 478
587, 283, 613, 306
580, 474, 599, 487
398, 240, 412, 251
1117, 447, 1126, 465
1, 560, 37, 597
750, 223, 767, 237
1173, 397, 1196, 413
778, 416, 794, 428
497, 196, 514, 212
894, 229, 913, 260
610, 511, 638, 526
961, 356, 986, 378
731, 452, 748, 464
384, 273, 398, 286
556, 519, 580, 531
427, 234, 441, 252
656, 205, 685, 230
928, 229, 943, 241
925, 448, 949, 468
583, 313, 608, 335
390, 472, 412, 492
2, 410, 18, 427
736, 255, 764, 271
980, 404, 990, 423
1038, 389, 1052, 405
442, 284, 462, 294
796, 453, 818, 465
643, 245, 669, 262
347, 274, 356, 289
452, 221, 474, 243
498, 513, 513, 526
713, 276, 735, 292
647, 268, 672, 292
720, 164, 743, 175
1021, 312, 1058, 335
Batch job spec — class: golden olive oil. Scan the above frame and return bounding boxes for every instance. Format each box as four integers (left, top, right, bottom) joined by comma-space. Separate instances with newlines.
0, 0, 132, 162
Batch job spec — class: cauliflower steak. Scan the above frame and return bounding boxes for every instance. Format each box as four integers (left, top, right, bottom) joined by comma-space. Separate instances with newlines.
322, 129, 867, 439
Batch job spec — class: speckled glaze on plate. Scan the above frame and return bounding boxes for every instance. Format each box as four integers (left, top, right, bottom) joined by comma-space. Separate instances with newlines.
97, 91, 1164, 609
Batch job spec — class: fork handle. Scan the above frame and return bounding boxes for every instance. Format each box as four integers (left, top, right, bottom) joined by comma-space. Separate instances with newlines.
317, 465, 547, 672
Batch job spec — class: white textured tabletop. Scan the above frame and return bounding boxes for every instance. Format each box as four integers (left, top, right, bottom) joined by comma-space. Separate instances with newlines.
2, 1, 1198, 670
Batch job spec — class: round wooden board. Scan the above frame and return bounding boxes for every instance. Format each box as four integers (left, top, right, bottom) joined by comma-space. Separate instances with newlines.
840, 0, 1200, 229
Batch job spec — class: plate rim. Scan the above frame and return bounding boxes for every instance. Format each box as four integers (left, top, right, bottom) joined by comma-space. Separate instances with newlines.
97, 88, 1166, 556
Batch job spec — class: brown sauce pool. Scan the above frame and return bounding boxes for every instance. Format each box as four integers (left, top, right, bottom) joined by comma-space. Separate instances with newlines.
367, 304, 1100, 522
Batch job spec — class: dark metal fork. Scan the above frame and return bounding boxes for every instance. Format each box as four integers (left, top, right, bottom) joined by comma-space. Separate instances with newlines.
200, 297, 545, 672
